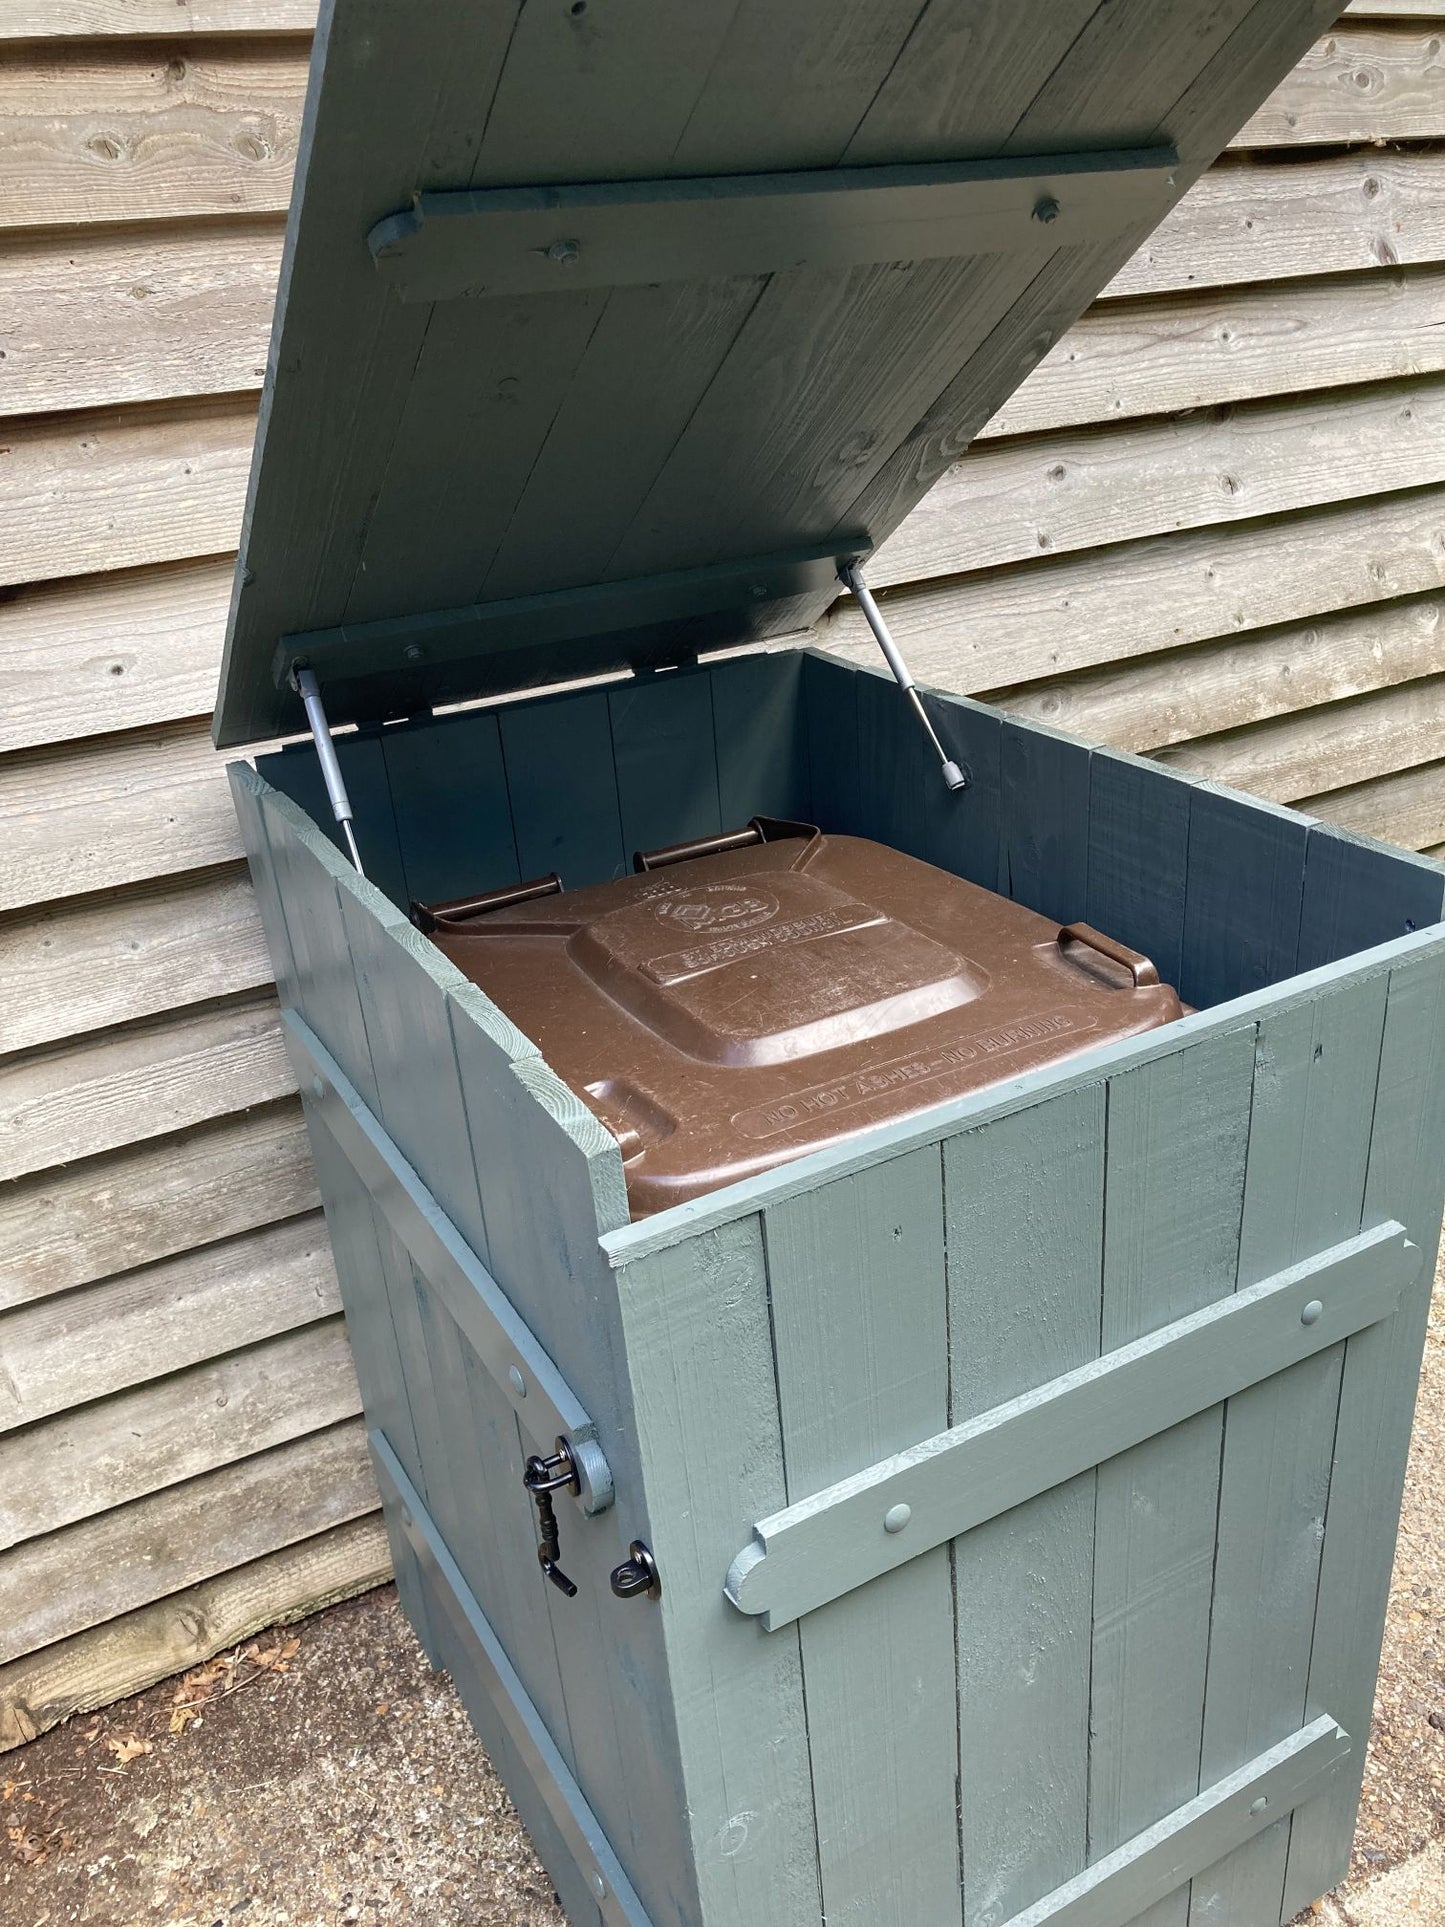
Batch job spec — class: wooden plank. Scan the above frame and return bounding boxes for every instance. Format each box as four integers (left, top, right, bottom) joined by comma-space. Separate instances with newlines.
0, 1210, 338, 1434
947, 1087, 1104, 1926
1179, 784, 1307, 1008
998, 714, 1092, 923
260, 736, 408, 911
1106, 151, 1445, 302
500, 688, 628, 891
0, 1098, 316, 1311
0, 1316, 357, 1550
1188, 973, 1386, 1924
0, 41, 306, 228
987, 266, 1445, 439
990, 593, 1445, 758
1232, 26, 1445, 147
880, 373, 1445, 585
1302, 757, 1445, 850
802, 647, 866, 837
710, 650, 811, 828
0, 1512, 388, 1752
1159, 673, 1445, 805
0, 864, 270, 1054
822, 487, 1445, 697
0, 394, 253, 589
0, 219, 283, 418
380, 710, 519, 910
1348, 0, 1445, 14
763, 1150, 959, 1923
1297, 821, 1445, 969
612, 1215, 820, 1926
0, 559, 235, 755
607, 672, 723, 865
0, 0, 316, 36
0, 993, 292, 1181
1088, 1031, 1254, 1927
1283, 944, 1445, 1911
2, 723, 243, 912
1086, 746, 1191, 993
0, 1417, 373, 1663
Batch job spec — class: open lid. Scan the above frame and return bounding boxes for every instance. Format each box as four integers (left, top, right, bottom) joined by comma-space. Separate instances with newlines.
214, 0, 1336, 748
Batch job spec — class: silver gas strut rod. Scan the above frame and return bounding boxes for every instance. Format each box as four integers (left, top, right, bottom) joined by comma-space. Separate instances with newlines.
293, 666, 366, 875
838, 560, 967, 793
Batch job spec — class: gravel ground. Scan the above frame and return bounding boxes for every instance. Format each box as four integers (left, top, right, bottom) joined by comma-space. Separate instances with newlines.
2, 1274, 1440, 1927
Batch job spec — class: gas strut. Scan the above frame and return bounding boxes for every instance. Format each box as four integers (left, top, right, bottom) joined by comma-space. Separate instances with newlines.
293, 666, 366, 875
839, 560, 967, 793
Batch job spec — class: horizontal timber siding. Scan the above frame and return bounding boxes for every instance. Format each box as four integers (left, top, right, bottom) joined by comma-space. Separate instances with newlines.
2, 2, 1443, 1757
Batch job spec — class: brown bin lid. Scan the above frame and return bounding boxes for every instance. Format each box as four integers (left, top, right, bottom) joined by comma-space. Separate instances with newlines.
424, 830, 1182, 1216
213, 0, 1335, 748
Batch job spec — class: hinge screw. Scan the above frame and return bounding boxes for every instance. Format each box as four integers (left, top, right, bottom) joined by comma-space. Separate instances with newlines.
1032, 196, 1060, 225
545, 238, 581, 265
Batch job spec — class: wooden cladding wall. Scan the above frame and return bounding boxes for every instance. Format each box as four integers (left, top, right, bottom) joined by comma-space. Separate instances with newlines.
0, 2, 1441, 1748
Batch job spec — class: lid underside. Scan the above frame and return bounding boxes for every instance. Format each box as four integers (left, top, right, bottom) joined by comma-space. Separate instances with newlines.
214, 0, 1339, 749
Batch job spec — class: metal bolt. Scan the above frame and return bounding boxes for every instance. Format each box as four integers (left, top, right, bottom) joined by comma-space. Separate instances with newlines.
1301, 1299, 1324, 1326
404, 642, 424, 664
1249, 1796, 1268, 1816
1032, 195, 1060, 225
508, 1364, 527, 1398
590, 1872, 608, 1900
310, 1076, 325, 1100
546, 238, 581, 265
884, 1503, 912, 1534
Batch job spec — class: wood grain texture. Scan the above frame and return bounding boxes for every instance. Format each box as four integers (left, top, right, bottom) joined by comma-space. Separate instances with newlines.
881, 373, 1445, 585
0, 1416, 373, 1662
1233, 25, 1445, 146
0, 1099, 316, 1310
0, 864, 270, 1053
0, 1512, 388, 1752
986, 266, 1445, 439
0, 394, 253, 588
991, 593, 1445, 757
0, 40, 305, 228
823, 487, 1445, 695
612, 1215, 820, 1927
0, 0, 316, 36
0, 1316, 357, 1550
0, 1211, 337, 1434
0, 559, 236, 754
1302, 756, 1445, 851
947, 1087, 1104, 1927
0, 219, 282, 418
2, 722, 243, 911
0, 993, 292, 1181
764, 1149, 960, 1924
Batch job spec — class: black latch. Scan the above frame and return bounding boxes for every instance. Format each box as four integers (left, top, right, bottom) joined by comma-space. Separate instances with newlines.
524, 1442, 581, 1597
610, 1540, 662, 1603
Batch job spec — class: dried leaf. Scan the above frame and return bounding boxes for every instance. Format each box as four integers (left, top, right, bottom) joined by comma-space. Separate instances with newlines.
168, 1705, 201, 1737
103, 1734, 152, 1766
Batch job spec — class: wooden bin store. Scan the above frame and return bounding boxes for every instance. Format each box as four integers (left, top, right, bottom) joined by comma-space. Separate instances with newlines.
216, 5, 1445, 1924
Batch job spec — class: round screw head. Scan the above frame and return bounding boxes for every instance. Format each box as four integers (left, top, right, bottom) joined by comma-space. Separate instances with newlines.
1032, 195, 1060, 225
310, 1076, 325, 1100
1249, 1796, 1268, 1816
590, 1872, 608, 1900
546, 238, 581, 265
1301, 1299, 1324, 1326
404, 642, 424, 663
507, 1364, 527, 1398
884, 1503, 912, 1534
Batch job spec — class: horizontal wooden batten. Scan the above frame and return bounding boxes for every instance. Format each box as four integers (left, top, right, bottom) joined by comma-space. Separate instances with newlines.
0, 1512, 389, 1752
1001, 1718, 1352, 1927
0, 220, 284, 419
0, 1316, 358, 1548
0, 1099, 316, 1310
2, 720, 246, 911
0, 1210, 337, 1435
878, 374, 1445, 583
1231, 27, 1445, 148
370, 149, 1180, 304
0, 39, 306, 229
0, 1, 316, 35
0, 1416, 373, 1662
1303, 757, 1445, 850
987, 265, 1445, 439
0, 993, 292, 1182
989, 593, 1445, 755
825, 485, 1445, 697
726, 1222, 1415, 1629
0, 395, 253, 589
1157, 673, 1445, 803
0, 864, 269, 1054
